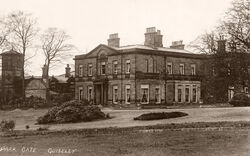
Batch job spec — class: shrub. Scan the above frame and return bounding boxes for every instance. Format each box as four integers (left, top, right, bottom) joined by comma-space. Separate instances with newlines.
37, 100, 106, 124
0, 120, 15, 131
134, 112, 188, 120
37, 126, 49, 131
25, 125, 30, 130
229, 93, 250, 107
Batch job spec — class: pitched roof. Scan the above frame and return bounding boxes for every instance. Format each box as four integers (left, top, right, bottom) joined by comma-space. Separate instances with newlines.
75, 44, 207, 59
0, 50, 22, 55
114, 44, 193, 54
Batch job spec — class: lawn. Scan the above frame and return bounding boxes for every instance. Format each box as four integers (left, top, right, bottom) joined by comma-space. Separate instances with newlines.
1, 107, 250, 130
0, 126, 249, 156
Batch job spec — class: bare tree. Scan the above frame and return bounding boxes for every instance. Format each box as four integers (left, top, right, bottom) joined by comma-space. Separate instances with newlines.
221, 0, 250, 52
41, 27, 73, 101
4, 11, 38, 98
188, 31, 219, 54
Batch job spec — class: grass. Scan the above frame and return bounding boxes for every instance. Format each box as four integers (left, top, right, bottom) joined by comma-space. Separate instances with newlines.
0, 122, 250, 156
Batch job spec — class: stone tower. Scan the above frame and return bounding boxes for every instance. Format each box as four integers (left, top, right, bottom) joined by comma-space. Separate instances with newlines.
1, 50, 23, 99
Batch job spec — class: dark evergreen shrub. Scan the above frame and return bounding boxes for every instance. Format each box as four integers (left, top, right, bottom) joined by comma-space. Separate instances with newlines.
134, 112, 188, 120
0, 120, 15, 131
229, 93, 250, 107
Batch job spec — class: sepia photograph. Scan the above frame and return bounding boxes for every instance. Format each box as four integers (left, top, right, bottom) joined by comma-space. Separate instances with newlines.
0, 0, 250, 155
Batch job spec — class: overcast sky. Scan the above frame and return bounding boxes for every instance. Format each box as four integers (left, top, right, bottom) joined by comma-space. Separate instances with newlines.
0, 0, 232, 76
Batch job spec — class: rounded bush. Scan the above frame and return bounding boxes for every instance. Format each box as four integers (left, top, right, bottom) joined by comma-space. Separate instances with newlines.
0, 120, 15, 131
37, 100, 106, 124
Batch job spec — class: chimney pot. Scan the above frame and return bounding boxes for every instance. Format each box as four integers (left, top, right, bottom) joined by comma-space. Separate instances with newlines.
144, 27, 163, 48
108, 33, 120, 48
170, 40, 185, 50
65, 64, 71, 78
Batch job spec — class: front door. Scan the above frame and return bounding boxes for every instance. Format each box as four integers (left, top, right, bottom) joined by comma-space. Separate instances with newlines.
94, 84, 108, 105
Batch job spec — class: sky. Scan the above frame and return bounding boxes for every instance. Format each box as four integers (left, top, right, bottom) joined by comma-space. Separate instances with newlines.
0, 0, 232, 76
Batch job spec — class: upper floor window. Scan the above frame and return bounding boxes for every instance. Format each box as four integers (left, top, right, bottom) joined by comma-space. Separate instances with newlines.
113, 60, 118, 74
79, 65, 83, 77
191, 64, 196, 75
101, 62, 106, 75
146, 59, 149, 73
126, 60, 131, 74
167, 62, 173, 74
88, 63, 93, 76
179, 64, 185, 75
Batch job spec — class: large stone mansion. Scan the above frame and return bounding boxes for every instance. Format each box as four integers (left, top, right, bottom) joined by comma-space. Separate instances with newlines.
74, 27, 208, 107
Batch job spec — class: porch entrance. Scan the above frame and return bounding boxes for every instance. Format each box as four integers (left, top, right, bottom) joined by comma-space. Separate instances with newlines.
94, 83, 108, 106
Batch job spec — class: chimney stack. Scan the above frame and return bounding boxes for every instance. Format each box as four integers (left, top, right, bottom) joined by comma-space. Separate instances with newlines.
65, 64, 71, 78
217, 35, 226, 54
108, 33, 120, 48
144, 27, 163, 48
42, 64, 48, 78
170, 40, 185, 50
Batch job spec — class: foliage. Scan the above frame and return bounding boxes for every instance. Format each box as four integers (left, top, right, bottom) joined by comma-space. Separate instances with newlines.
229, 93, 250, 107
51, 93, 74, 106
36, 126, 49, 131
0, 120, 15, 131
2, 96, 47, 110
37, 100, 106, 124
134, 112, 188, 121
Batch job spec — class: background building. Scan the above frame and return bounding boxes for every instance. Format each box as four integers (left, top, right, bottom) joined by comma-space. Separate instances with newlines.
0, 50, 23, 100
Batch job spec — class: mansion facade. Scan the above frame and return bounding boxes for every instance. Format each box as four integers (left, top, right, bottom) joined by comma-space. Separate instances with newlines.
74, 27, 208, 107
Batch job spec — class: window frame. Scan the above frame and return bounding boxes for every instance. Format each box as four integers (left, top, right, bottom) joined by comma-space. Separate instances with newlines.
167, 62, 173, 74
88, 63, 93, 76
191, 64, 196, 75
113, 85, 118, 104
79, 87, 83, 100
87, 86, 93, 101
155, 86, 161, 104
141, 84, 149, 104
101, 62, 106, 75
79, 65, 83, 77
192, 86, 197, 103
126, 59, 131, 74
185, 86, 190, 102
125, 85, 131, 104
179, 63, 185, 75
113, 60, 118, 75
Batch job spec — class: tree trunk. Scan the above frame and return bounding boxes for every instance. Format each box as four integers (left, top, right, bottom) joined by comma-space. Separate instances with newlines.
22, 53, 25, 100
46, 62, 51, 106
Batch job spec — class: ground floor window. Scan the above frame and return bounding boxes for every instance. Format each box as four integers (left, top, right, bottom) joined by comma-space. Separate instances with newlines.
185, 87, 190, 102
79, 87, 83, 100
192, 86, 197, 102
125, 85, 131, 104
113, 85, 118, 104
141, 84, 149, 104
155, 86, 161, 103
87, 86, 93, 101
178, 88, 182, 102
